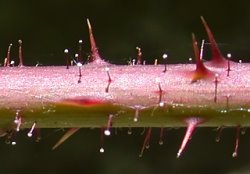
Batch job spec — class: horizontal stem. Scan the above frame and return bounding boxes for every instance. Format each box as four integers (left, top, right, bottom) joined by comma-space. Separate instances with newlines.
0, 62, 249, 128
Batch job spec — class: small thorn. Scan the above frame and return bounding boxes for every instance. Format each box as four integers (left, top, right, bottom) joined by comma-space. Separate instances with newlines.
64, 49, 69, 69
162, 53, 168, 72
18, 40, 23, 67
87, 18, 103, 63
139, 128, 152, 157
136, 47, 142, 65
239, 59, 242, 64
215, 126, 224, 142
177, 117, 202, 158
52, 128, 80, 150
159, 128, 164, 145
232, 125, 241, 158
27, 122, 37, 137
104, 114, 113, 136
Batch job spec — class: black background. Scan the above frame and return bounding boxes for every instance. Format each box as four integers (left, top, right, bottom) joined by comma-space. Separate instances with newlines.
1, 0, 250, 173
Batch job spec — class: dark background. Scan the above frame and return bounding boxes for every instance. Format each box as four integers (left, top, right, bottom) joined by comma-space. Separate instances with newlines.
1, 0, 250, 173
1, 0, 250, 65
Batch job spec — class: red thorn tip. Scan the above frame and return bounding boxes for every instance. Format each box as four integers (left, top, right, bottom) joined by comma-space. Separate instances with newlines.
87, 18, 103, 63
191, 33, 214, 82
200, 16, 228, 67
177, 117, 202, 158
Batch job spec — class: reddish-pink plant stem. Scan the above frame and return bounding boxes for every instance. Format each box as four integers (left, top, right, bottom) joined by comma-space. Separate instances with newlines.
0, 62, 249, 110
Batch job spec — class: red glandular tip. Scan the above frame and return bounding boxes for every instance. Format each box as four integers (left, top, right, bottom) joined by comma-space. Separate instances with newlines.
191, 33, 214, 82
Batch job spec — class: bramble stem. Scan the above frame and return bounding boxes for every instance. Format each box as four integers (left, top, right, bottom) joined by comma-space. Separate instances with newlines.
0, 62, 250, 128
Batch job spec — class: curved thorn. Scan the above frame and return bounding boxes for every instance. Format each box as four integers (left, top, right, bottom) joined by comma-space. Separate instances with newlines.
200, 16, 227, 67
